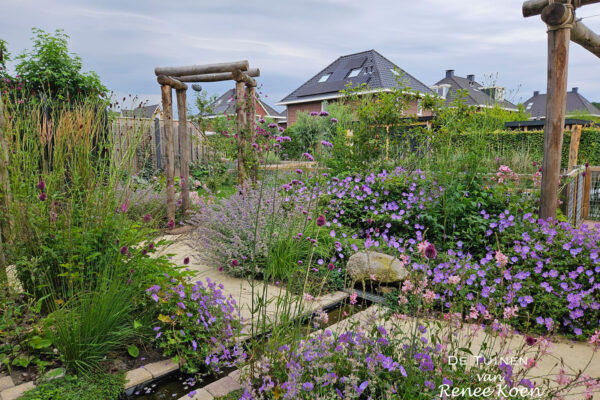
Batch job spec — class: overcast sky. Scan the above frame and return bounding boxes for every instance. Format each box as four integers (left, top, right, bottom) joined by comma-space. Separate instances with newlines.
2, 0, 600, 112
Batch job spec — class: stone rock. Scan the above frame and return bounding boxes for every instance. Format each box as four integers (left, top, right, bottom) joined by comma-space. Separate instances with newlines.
0, 375, 14, 391
346, 251, 408, 283
204, 376, 241, 398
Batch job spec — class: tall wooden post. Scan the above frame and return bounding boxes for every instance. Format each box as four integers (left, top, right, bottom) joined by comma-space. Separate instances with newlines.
161, 85, 176, 225
567, 124, 582, 171
176, 89, 189, 213
539, 3, 572, 220
236, 80, 247, 185
0, 94, 9, 282
246, 85, 257, 182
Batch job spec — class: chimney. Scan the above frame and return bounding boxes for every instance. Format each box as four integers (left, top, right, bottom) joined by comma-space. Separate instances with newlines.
467, 74, 475, 82
572, 87, 578, 93
534, 90, 540, 96
445, 69, 454, 78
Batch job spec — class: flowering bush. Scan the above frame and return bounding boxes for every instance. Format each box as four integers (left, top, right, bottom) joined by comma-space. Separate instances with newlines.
146, 277, 245, 373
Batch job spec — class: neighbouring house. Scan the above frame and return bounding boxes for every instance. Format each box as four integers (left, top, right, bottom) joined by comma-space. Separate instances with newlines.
505, 118, 595, 131
120, 104, 162, 119
277, 49, 435, 126
430, 70, 518, 111
203, 88, 286, 130
522, 87, 600, 119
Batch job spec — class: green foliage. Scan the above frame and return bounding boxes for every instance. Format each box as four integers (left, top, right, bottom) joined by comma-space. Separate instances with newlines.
0, 289, 53, 373
14, 29, 107, 101
448, 128, 600, 170
194, 89, 218, 133
20, 372, 125, 400
50, 279, 136, 373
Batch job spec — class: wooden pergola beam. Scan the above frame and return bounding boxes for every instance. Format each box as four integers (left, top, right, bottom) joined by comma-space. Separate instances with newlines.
155, 60, 249, 77
157, 75, 188, 91
232, 69, 257, 87
572, 19, 600, 59
523, 0, 600, 17
176, 68, 260, 83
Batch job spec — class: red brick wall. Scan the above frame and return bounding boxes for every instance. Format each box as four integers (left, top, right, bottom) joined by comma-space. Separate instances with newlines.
285, 98, 432, 127
286, 101, 325, 126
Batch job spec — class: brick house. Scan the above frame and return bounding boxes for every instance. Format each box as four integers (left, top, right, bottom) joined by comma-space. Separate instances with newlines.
277, 49, 435, 126
204, 88, 285, 127
429, 70, 518, 111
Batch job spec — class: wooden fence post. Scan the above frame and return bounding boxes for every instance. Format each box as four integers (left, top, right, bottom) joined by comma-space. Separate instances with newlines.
539, 4, 572, 220
236, 80, 247, 186
567, 124, 582, 171
161, 85, 176, 225
176, 89, 190, 213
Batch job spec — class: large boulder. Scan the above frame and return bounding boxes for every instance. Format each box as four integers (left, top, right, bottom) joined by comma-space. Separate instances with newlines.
346, 251, 408, 283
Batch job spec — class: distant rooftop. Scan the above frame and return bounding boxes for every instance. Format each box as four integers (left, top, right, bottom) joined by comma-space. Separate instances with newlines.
278, 49, 434, 105
522, 87, 600, 119
120, 104, 161, 119
205, 88, 284, 119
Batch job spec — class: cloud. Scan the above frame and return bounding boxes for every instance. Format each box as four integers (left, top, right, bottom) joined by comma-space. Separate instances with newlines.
2, 0, 600, 111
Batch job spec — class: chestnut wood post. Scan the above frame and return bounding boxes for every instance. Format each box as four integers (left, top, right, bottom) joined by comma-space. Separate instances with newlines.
236, 80, 247, 185
246, 85, 258, 182
176, 89, 190, 213
539, 3, 572, 220
0, 95, 8, 282
161, 84, 176, 225
567, 124, 582, 171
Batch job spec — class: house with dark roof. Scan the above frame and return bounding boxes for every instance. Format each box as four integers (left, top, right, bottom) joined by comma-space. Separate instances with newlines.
120, 104, 162, 119
277, 50, 435, 126
430, 70, 518, 111
522, 87, 600, 119
204, 88, 285, 126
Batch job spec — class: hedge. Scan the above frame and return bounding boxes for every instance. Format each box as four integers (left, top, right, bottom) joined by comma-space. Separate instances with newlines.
450, 128, 600, 168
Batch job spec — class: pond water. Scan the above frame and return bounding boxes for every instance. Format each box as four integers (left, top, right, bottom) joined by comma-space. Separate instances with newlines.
128, 299, 370, 400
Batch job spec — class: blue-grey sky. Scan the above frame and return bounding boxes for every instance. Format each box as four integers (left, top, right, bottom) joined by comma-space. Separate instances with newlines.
2, 0, 600, 112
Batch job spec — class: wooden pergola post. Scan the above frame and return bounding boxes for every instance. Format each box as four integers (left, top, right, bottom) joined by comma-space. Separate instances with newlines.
246, 85, 258, 182
0, 94, 9, 282
176, 89, 190, 212
523, 0, 600, 220
567, 124, 582, 171
235, 80, 247, 185
539, 3, 572, 219
161, 84, 176, 224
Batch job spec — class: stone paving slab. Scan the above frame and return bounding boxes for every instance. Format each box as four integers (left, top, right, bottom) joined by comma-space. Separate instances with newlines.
0, 376, 14, 392
178, 388, 213, 400
204, 376, 241, 398
124, 367, 153, 390
143, 358, 179, 378
0, 381, 34, 400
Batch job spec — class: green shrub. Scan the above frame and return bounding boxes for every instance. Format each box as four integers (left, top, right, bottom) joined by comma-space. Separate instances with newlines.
20, 372, 124, 400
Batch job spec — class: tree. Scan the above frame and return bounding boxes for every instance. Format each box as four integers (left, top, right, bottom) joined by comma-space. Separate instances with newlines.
593, 101, 600, 110
15, 28, 107, 101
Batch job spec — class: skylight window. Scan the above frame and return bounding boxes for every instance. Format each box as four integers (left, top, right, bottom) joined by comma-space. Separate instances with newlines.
347, 68, 361, 78
318, 73, 332, 83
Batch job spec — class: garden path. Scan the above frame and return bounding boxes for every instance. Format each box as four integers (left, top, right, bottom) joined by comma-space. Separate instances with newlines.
156, 232, 347, 334
325, 306, 600, 399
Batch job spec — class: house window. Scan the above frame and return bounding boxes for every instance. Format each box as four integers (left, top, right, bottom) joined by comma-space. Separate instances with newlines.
318, 73, 332, 83
417, 99, 423, 116
347, 68, 361, 78
438, 86, 449, 98
321, 101, 328, 112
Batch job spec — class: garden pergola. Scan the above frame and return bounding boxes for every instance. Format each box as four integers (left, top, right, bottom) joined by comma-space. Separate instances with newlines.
153, 61, 260, 225
522, 0, 600, 219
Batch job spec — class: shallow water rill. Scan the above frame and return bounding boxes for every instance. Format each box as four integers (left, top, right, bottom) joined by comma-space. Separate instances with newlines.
127, 299, 370, 400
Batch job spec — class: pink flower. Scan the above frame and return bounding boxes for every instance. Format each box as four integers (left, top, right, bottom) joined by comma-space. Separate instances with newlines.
423, 289, 436, 303
39, 193, 47, 201
120, 201, 128, 213
503, 305, 519, 319
143, 214, 152, 223
589, 330, 600, 350
495, 250, 508, 267
183, 257, 190, 265
167, 220, 175, 229
448, 275, 460, 284
303, 293, 315, 302
327, 263, 335, 271
349, 292, 357, 305
120, 246, 128, 255
36, 180, 46, 191
417, 240, 430, 256
302, 152, 314, 161
231, 259, 239, 267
